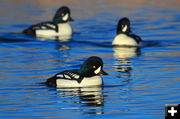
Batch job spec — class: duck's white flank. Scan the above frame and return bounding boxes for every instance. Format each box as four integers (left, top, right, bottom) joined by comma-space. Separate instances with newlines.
112, 34, 139, 46
35, 23, 72, 37
56, 76, 102, 87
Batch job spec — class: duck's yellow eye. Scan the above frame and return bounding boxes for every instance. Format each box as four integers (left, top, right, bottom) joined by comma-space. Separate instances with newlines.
61, 13, 64, 16
93, 66, 96, 69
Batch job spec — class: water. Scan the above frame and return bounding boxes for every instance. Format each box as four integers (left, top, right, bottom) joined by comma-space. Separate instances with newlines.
0, 0, 180, 119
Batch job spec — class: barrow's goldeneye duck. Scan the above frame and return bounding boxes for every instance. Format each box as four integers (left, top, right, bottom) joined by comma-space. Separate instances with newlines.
46, 56, 108, 87
23, 6, 74, 39
112, 17, 142, 46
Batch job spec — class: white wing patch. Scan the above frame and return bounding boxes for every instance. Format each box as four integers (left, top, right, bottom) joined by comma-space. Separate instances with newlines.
62, 14, 69, 21
41, 26, 46, 29
64, 74, 71, 79
33, 23, 56, 30
57, 74, 63, 78
57, 72, 80, 79
74, 74, 80, 79
122, 25, 127, 32
94, 66, 101, 74
67, 72, 80, 79
46, 23, 56, 29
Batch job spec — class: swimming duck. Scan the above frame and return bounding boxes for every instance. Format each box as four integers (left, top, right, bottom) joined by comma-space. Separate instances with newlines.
112, 17, 142, 46
23, 6, 74, 38
46, 56, 108, 87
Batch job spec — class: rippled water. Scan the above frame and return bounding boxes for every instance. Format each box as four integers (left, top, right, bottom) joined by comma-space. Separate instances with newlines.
0, 0, 180, 119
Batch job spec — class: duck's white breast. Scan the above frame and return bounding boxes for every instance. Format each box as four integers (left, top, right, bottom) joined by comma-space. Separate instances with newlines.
112, 34, 139, 46
58, 23, 72, 36
56, 76, 103, 88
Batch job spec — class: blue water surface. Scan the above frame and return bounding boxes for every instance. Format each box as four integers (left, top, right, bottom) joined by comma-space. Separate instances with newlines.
0, 0, 180, 119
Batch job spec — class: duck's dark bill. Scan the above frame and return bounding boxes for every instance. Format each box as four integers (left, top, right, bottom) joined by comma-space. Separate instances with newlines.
99, 70, 108, 75
129, 29, 132, 33
69, 17, 74, 21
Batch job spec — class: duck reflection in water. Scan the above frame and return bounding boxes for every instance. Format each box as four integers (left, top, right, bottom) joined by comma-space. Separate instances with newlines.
37, 35, 72, 42
56, 86, 104, 114
113, 46, 141, 75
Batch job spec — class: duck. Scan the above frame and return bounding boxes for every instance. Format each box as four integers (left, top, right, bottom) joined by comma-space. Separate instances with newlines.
23, 6, 74, 39
112, 17, 142, 46
46, 56, 108, 87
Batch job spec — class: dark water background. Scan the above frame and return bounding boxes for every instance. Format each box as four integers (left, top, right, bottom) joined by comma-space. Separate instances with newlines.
0, 0, 179, 118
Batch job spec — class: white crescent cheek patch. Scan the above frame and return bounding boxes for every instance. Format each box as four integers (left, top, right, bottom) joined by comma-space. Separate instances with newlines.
94, 66, 101, 74
62, 14, 69, 21
122, 25, 127, 32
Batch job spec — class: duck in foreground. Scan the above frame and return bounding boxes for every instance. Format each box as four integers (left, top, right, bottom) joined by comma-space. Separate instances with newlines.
23, 6, 74, 39
112, 17, 142, 46
46, 56, 108, 87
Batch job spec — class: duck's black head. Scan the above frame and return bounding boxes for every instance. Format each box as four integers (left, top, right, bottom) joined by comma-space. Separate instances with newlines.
53, 6, 74, 24
78, 56, 108, 77
117, 17, 132, 35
